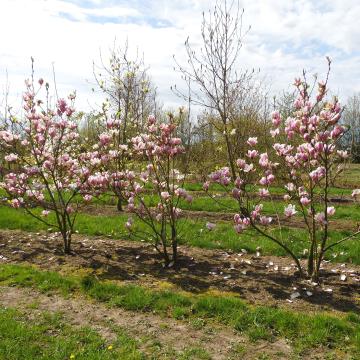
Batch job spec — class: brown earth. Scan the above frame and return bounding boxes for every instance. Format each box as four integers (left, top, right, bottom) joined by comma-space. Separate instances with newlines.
0, 229, 359, 315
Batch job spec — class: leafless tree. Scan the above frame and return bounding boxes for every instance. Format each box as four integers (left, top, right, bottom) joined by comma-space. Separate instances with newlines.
342, 93, 360, 162
93, 39, 156, 143
173, 0, 260, 180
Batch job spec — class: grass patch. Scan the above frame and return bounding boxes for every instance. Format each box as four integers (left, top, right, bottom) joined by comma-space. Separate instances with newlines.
0, 306, 145, 359
0, 205, 359, 264
0, 264, 359, 357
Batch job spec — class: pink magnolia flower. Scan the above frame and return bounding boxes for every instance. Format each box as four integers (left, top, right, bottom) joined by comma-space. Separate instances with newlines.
259, 153, 269, 168
327, 206, 336, 216
258, 188, 270, 198
83, 195, 92, 202
284, 204, 297, 217
270, 128, 279, 137
10, 199, 21, 208
41, 210, 50, 217
0, 131, 14, 143
243, 164, 254, 173
271, 111, 281, 127
247, 137, 258, 147
285, 183, 295, 192
300, 197, 310, 206
330, 125, 344, 139
99, 133, 112, 146
232, 188, 242, 199
209, 167, 231, 186
352, 189, 360, 198
233, 215, 250, 233
315, 212, 327, 225
337, 150, 349, 159
234, 224, 245, 233
4, 154, 18, 162
247, 149, 258, 159
66, 206, 74, 214
206, 222, 216, 231
309, 167, 325, 182
160, 191, 170, 201
236, 159, 246, 169
125, 217, 133, 230
57, 98, 68, 115
234, 177, 244, 188
203, 181, 210, 191
259, 216, 272, 226
147, 114, 156, 125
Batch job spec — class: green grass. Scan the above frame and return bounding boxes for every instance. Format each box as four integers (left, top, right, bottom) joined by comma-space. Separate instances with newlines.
338, 163, 360, 188
0, 264, 359, 357
0, 205, 359, 264
0, 305, 212, 360
0, 306, 145, 360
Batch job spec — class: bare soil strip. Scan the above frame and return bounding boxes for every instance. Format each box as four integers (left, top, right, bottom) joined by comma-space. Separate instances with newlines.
0, 229, 359, 314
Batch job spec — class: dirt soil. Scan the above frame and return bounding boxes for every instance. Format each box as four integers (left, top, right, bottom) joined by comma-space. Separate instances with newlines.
0, 229, 359, 315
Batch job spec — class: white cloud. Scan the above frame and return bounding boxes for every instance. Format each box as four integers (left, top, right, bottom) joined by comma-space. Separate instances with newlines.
0, 0, 359, 117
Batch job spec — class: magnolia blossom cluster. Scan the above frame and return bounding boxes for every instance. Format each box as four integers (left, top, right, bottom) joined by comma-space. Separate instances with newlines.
95, 111, 130, 198
131, 115, 184, 158
204, 74, 352, 237
205, 135, 281, 229
0, 79, 105, 215
265, 80, 347, 224
118, 115, 191, 229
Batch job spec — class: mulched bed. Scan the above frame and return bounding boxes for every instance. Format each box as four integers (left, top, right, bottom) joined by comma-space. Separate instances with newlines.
0, 229, 359, 314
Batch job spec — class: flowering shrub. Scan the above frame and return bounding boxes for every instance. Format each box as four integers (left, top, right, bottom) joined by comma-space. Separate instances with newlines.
205, 63, 360, 280
0, 77, 104, 253
95, 103, 130, 211
117, 115, 192, 266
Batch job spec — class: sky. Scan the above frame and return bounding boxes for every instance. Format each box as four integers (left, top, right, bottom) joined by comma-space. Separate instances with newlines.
0, 0, 360, 116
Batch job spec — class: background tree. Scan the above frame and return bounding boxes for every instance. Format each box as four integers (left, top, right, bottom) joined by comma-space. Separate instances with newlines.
93, 40, 157, 210
342, 93, 360, 162
173, 0, 261, 181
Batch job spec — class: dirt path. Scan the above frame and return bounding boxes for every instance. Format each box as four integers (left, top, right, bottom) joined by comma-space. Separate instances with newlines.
0, 286, 292, 359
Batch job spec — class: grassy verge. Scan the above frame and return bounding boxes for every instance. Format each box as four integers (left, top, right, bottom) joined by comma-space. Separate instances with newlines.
88, 191, 360, 222
0, 307, 212, 360
0, 306, 144, 360
0, 264, 359, 358
0, 205, 359, 264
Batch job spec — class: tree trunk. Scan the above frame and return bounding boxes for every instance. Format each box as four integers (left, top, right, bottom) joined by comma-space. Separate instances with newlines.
307, 247, 314, 278
62, 232, 72, 254
117, 196, 123, 212
171, 226, 177, 265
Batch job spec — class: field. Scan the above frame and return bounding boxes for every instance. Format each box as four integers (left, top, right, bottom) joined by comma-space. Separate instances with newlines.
0, 166, 359, 360
1, 0, 360, 358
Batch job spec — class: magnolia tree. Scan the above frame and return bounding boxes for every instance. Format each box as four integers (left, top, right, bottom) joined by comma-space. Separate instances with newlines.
93, 42, 156, 211
96, 104, 130, 211
205, 63, 360, 280
0, 77, 105, 254
113, 115, 192, 266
